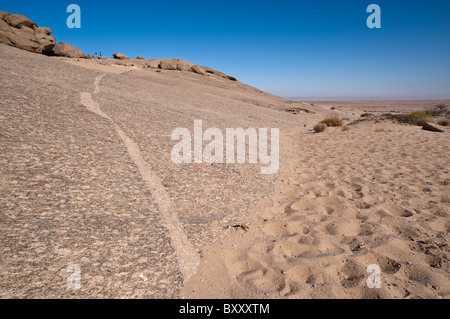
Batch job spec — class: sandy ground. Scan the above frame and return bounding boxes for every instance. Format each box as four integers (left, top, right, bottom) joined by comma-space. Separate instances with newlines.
1, 44, 449, 299
182, 122, 449, 299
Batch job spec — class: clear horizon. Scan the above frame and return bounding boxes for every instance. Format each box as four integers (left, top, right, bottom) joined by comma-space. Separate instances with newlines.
2, 0, 450, 99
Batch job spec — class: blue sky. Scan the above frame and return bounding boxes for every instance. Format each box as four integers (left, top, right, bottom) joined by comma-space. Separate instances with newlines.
2, 0, 450, 98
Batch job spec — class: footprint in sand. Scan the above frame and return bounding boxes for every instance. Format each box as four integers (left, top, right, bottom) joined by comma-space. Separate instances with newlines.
261, 220, 311, 238
226, 251, 286, 294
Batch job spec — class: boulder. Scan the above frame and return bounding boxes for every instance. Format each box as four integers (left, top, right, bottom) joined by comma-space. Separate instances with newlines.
177, 59, 195, 71
53, 41, 84, 58
101, 50, 239, 80
19, 25, 34, 34
204, 67, 224, 77
113, 52, 129, 59
0, 11, 56, 54
191, 65, 206, 75
2, 12, 36, 29
159, 59, 178, 70
202, 66, 238, 81
422, 123, 444, 132
37, 34, 56, 53
145, 59, 161, 68
0, 18, 42, 53
34, 26, 52, 36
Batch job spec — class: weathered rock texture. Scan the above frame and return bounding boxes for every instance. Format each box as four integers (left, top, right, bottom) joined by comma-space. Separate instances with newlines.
113, 52, 129, 59
144, 59, 237, 81
53, 41, 85, 58
0, 11, 86, 57
0, 11, 56, 54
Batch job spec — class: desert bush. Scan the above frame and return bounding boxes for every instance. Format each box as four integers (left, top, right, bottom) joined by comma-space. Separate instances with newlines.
341, 126, 351, 131
314, 123, 327, 133
320, 117, 344, 127
438, 119, 450, 127
406, 111, 433, 126
426, 104, 449, 117
414, 117, 433, 126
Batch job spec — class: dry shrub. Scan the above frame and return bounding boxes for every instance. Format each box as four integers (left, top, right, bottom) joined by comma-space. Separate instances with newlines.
406, 111, 433, 126
314, 123, 327, 133
438, 119, 450, 127
320, 117, 344, 127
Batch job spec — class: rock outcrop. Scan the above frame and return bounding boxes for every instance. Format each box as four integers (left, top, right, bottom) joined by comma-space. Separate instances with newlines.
53, 41, 85, 58
159, 59, 178, 70
113, 52, 129, 59
191, 65, 207, 75
176, 59, 195, 71
0, 11, 86, 57
0, 11, 238, 81
142, 58, 237, 81
0, 11, 56, 54
203, 66, 238, 81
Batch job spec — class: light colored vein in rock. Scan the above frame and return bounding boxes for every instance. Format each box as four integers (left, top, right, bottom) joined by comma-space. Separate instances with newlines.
80, 74, 200, 281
